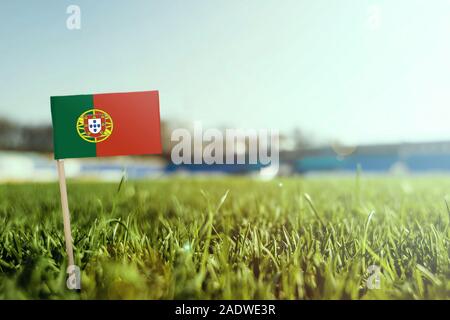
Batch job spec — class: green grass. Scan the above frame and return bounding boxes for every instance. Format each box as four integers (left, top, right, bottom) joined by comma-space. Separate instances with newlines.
0, 177, 449, 299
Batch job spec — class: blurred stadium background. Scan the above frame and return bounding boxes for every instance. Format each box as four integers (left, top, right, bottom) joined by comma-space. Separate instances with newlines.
3, 1, 450, 181
2, 117, 450, 181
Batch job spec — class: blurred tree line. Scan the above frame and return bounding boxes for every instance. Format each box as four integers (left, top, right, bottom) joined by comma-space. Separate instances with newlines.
0, 117, 173, 155
0, 118, 53, 152
0, 117, 313, 155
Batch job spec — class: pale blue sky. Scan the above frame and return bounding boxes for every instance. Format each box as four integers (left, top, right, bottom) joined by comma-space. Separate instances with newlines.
1, 0, 450, 144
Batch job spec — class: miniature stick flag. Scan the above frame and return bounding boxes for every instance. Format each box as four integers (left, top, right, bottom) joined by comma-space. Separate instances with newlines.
50, 90, 162, 277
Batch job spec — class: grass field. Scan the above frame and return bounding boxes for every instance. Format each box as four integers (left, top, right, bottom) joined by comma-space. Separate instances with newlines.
0, 176, 449, 299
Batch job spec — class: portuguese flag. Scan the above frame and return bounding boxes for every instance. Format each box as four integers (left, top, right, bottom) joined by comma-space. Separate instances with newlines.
51, 91, 162, 159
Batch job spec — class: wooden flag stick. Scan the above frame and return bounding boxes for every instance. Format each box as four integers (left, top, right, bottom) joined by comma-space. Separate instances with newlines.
56, 159, 75, 266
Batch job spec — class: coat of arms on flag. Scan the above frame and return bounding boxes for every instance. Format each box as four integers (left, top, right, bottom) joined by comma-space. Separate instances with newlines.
76, 109, 113, 143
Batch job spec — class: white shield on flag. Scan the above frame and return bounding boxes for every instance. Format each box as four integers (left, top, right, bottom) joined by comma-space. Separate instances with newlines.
88, 118, 102, 134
